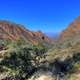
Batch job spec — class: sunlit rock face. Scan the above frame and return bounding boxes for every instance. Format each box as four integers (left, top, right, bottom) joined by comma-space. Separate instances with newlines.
59, 16, 80, 42
0, 20, 51, 45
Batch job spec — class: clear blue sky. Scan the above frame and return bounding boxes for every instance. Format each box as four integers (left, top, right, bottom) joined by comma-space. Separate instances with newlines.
0, 0, 80, 33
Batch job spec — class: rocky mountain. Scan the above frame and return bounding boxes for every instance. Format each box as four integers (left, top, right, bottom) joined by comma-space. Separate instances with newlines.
0, 20, 51, 45
1, 18, 80, 80
59, 16, 80, 42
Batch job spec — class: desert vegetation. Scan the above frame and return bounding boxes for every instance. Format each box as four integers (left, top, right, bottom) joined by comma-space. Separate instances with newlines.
0, 39, 49, 80
1, 18, 80, 80
0, 38, 80, 80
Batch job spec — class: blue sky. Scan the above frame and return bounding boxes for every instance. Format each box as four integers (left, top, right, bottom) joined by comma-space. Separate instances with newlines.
0, 0, 80, 33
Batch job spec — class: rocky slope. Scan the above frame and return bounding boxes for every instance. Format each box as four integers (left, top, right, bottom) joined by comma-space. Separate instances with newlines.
59, 16, 80, 43
0, 20, 51, 45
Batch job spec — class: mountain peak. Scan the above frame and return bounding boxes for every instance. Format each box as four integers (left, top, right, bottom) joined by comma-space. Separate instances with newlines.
75, 16, 80, 22
77, 16, 80, 19
59, 16, 80, 42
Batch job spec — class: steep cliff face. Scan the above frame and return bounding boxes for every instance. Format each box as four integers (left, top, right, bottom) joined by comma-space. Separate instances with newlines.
59, 16, 80, 42
0, 20, 51, 45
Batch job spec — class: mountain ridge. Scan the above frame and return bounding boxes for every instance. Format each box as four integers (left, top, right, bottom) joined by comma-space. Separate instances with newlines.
0, 20, 52, 45
59, 16, 80, 42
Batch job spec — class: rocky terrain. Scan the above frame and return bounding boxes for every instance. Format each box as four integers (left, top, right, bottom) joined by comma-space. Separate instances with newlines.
59, 16, 80, 43
0, 17, 80, 80
0, 20, 51, 45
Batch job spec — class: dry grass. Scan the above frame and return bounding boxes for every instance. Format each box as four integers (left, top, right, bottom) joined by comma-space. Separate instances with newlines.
44, 44, 80, 62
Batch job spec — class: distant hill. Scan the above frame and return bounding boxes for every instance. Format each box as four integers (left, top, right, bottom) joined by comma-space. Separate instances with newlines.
45, 32, 59, 39
0, 20, 52, 46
